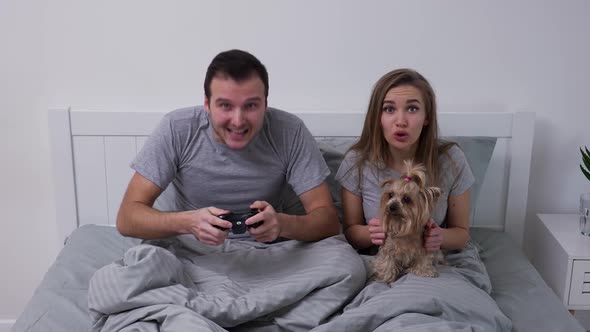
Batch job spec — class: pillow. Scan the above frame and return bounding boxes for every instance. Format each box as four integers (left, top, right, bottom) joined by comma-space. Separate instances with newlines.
278, 138, 354, 221
444, 136, 497, 225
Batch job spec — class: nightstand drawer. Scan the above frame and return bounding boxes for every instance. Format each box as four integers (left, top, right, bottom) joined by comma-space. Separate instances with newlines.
569, 260, 590, 305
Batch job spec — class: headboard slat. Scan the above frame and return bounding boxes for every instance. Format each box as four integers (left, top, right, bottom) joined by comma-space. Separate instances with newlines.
104, 136, 137, 226
72, 136, 109, 227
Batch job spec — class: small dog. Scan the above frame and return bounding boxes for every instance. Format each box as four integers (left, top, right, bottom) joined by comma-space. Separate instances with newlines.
373, 160, 443, 283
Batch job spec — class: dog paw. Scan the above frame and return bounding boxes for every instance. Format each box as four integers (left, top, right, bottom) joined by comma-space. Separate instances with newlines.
426, 270, 439, 278
411, 268, 439, 278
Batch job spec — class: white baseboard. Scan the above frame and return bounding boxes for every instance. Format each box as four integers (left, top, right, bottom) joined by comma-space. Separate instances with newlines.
0, 320, 14, 332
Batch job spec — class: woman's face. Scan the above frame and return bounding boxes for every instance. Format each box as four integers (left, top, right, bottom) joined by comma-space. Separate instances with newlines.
380, 85, 428, 159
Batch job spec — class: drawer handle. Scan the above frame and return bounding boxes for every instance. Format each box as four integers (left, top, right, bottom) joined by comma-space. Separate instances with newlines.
583, 283, 590, 293
585, 273, 590, 283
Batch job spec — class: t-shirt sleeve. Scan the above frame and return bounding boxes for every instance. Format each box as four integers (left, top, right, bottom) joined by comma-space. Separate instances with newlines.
285, 122, 330, 195
130, 114, 179, 190
335, 150, 362, 196
446, 145, 475, 197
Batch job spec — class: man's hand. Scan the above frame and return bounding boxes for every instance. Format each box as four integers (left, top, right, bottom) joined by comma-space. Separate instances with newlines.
248, 201, 281, 243
423, 219, 443, 252
367, 217, 386, 246
186, 207, 231, 246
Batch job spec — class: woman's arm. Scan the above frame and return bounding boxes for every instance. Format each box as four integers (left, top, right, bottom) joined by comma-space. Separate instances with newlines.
342, 188, 371, 249
341, 188, 385, 250
441, 189, 471, 250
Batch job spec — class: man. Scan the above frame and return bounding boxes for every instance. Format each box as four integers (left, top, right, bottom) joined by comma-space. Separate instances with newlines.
116, 49, 340, 246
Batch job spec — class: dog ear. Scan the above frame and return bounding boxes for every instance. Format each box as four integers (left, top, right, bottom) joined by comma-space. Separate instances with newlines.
425, 186, 442, 204
380, 179, 395, 188
408, 174, 424, 187
418, 186, 442, 212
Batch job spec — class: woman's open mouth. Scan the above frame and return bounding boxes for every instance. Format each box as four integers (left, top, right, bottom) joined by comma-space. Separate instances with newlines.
393, 131, 409, 142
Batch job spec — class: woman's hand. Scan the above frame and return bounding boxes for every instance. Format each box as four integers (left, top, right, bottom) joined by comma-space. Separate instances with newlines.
423, 219, 443, 252
367, 217, 386, 246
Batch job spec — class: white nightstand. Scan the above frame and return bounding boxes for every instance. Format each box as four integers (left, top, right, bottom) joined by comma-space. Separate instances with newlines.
530, 213, 590, 311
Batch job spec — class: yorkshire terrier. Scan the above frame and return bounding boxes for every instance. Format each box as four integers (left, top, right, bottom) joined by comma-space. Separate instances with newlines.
373, 160, 443, 283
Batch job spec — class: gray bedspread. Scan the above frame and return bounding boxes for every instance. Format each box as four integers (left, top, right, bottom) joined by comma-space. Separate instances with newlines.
12, 225, 585, 332
88, 234, 367, 331
88, 236, 509, 331
313, 242, 511, 332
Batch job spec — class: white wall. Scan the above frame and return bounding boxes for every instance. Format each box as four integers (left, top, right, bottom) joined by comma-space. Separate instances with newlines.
1, 0, 589, 323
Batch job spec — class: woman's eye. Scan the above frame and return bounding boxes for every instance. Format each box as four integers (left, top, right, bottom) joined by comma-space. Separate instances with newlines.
402, 195, 412, 204
383, 106, 395, 113
408, 106, 419, 113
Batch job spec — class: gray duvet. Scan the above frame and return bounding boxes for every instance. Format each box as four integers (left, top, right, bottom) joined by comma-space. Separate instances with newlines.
13, 225, 584, 332
88, 234, 367, 331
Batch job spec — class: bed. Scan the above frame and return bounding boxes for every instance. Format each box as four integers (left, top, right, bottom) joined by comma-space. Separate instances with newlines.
13, 108, 583, 331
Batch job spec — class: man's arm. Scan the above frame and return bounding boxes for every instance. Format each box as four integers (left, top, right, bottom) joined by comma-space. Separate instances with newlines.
116, 172, 231, 244
277, 182, 339, 241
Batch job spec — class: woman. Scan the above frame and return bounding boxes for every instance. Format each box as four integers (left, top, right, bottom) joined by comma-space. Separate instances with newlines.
336, 68, 474, 254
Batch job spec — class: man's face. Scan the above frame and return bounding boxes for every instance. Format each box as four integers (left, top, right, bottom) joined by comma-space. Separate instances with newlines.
204, 75, 267, 150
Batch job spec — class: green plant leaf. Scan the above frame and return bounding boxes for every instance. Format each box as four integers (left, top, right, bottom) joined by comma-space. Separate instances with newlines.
582, 164, 590, 181
582, 147, 590, 172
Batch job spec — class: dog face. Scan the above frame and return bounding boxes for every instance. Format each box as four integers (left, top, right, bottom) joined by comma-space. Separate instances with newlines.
380, 161, 441, 237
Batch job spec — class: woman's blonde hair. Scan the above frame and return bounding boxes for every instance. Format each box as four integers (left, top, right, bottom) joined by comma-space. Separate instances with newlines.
349, 68, 453, 186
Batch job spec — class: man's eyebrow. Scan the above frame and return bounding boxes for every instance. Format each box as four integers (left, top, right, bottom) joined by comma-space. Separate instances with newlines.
214, 98, 232, 104
215, 97, 263, 103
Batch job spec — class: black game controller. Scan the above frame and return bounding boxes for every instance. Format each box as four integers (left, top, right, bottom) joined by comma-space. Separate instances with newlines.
216, 209, 263, 234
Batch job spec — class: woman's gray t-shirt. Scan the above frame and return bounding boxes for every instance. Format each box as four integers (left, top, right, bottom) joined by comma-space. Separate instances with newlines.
335, 145, 474, 226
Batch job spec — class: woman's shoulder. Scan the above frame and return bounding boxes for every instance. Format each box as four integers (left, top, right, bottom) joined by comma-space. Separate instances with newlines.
437, 141, 471, 174
342, 148, 362, 162
338, 149, 361, 171
438, 141, 467, 161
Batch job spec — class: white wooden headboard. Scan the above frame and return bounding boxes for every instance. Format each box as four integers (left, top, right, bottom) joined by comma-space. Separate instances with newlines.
49, 108, 535, 250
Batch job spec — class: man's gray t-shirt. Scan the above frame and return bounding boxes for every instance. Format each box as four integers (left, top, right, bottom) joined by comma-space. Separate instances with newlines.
335, 145, 474, 226
131, 106, 329, 229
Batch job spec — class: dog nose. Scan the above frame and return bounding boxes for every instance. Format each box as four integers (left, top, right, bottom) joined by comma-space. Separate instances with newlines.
388, 204, 398, 213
